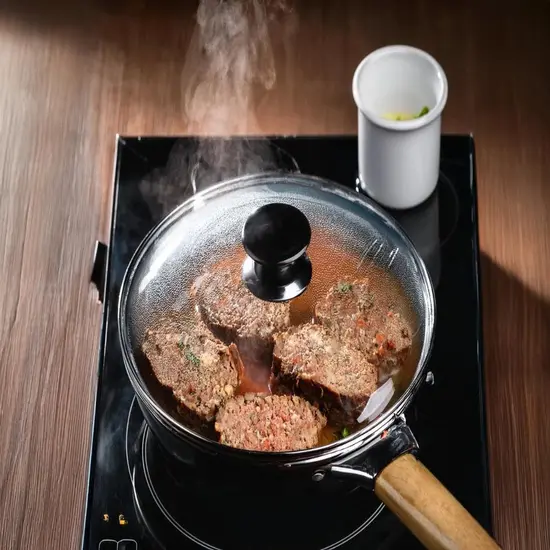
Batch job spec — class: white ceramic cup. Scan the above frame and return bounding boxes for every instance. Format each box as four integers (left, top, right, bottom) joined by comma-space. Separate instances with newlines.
352, 45, 448, 210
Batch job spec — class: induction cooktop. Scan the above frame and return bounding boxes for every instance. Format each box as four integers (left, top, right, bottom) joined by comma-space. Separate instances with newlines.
83, 135, 492, 550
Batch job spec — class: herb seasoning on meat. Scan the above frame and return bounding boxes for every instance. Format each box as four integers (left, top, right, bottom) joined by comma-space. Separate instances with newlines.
316, 277, 413, 380
142, 315, 240, 431
142, 234, 418, 450
215, 394, 327, 451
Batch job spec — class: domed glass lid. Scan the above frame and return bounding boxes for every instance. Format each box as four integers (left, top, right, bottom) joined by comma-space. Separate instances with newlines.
119, 172, 435, 448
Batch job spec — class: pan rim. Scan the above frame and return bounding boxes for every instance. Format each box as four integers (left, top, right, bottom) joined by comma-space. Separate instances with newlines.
118, 171, 436, 464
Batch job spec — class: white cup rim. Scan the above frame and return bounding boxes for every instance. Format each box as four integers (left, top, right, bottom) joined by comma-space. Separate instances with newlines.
352, 45, 448, 131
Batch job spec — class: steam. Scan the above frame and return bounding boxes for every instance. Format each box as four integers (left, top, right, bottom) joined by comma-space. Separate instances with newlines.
179, 0, 298, 195
137, 0, 298, 220
183, 0, 291, 135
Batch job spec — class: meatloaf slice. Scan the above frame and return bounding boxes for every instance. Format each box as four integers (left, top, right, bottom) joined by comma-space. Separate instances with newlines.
272, 324, 379, 426
192, 267, 291, 364
315, 278, 412, 376
215, 394, 327, 451
142, 315, 241, 430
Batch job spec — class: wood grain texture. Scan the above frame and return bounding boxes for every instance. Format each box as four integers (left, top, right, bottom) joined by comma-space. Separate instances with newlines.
0, 1, 549, 549
375, 454, 501, 550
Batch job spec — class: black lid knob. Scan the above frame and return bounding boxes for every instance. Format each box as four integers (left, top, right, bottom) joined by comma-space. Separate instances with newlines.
242, 203, 311, 265
242, 203, 312, 302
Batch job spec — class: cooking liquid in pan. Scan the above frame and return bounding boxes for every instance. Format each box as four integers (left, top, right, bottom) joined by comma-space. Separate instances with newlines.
207, 231, 420, 446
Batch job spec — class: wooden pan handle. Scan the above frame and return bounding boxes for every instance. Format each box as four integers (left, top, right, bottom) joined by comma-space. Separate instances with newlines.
374, 453, 501, 550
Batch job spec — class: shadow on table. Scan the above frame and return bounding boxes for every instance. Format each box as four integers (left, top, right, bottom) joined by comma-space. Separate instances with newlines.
0, 0, 199, 20
479, 253, 550, 549
0, 0, 200, 50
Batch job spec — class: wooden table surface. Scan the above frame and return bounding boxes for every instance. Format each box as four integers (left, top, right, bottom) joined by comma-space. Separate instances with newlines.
1, 0, 549, 548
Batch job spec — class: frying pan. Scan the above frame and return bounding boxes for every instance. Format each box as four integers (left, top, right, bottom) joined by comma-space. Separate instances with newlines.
118, 172, 500, 550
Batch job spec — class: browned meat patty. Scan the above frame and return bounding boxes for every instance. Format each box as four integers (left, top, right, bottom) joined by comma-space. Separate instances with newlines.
215, 394, 327, 451
192, 267, 290, 366
315, 278, 412, 376
142, 315, 241, 429
272, 324, 379, 426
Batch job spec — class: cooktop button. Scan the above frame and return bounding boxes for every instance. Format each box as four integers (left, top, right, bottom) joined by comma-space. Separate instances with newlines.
98, 540, 117, 550
425, 371, 435, 385
117, 540, 138, 550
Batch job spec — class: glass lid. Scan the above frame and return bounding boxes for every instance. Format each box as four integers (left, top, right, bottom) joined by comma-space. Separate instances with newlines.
119, 172, 435, 452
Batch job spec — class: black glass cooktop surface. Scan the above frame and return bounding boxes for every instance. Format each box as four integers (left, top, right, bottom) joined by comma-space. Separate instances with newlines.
82, 135, 492, 550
